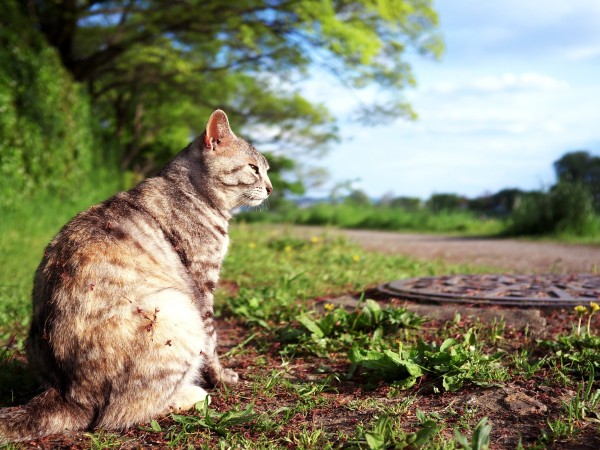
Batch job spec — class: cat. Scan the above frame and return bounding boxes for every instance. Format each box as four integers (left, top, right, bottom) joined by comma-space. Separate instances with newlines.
0, 109, 272, 443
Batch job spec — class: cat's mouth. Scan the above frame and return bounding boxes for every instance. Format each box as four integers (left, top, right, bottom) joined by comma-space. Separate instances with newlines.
245, 196, 268, 207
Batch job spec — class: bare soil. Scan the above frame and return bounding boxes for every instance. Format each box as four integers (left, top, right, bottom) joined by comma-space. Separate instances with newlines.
285, 226, 600, 273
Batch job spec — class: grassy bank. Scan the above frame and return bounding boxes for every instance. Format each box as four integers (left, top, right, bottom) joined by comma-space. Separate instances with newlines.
238, 201, 600, 244
239, 203, 505, 236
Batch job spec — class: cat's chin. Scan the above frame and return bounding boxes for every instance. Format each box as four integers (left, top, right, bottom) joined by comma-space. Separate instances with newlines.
245, 197, 267, 207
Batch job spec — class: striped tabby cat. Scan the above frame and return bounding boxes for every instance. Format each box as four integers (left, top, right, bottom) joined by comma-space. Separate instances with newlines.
0, 110, 272, 443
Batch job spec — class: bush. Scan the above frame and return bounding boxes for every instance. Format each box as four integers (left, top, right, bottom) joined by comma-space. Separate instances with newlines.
0, 1, 102, 208
508, 182, 598, 237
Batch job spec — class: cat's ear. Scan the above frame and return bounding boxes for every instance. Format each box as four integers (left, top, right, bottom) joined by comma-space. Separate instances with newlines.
204, 109, 236, 150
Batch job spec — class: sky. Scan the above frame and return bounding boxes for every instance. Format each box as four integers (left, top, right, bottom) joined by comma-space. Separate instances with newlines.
304, 0, 600, 200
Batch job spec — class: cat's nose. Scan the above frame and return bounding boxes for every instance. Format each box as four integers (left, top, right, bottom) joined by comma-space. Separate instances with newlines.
265, 184, 273, 195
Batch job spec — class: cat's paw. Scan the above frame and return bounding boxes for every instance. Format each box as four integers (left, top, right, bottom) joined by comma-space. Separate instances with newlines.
221, 368, 239, 385
165, 385, 209, 413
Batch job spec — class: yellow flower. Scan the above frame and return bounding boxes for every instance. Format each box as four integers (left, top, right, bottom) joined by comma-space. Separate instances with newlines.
575, 305, 588, 315
323, 303, 335, 311
248, 242, 257, 249
310, 236, 321, 244
590, 302, 599, 312
352, 255, 360, 262
284, 245, 292, 253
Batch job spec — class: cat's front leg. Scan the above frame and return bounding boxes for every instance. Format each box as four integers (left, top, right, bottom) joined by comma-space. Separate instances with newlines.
200, 310, 239, 387
202, 348, 239, 387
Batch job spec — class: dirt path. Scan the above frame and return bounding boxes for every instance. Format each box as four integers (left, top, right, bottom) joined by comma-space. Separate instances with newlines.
284, 226, 600, 273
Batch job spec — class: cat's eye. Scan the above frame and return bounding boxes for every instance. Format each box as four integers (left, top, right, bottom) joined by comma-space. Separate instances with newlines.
249, 164, 259, 175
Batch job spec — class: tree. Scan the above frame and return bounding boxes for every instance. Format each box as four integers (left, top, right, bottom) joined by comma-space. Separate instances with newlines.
19, 0, 443, 174
553, 150, 600, 210
426, 193, 467, 213
345, 189, 371, 206
261, 152, 305, 210
388, 196, 421, 211
467, 188, 525, 217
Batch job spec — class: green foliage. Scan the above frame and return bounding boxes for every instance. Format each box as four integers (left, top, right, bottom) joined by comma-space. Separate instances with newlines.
386, 196, 422, 211
0, 1, 105, 207
413, 330, 508, 391
427, 193, 467, 213
349, 344, 424, 388
171, 400, 258, 437
219, 228, 472, 330
281, 299, 424, 356
467, 189, 524, 218
507, 182, 598, 237
454, 417, 492, 450
554, 150, 600, 211
540, 334, 600, 379
345, 189, 372, 206
241, 202, 504, 235
358, 413, 440, 449
23, 0, 442, 174
350, 328, 508, 392
536, 375, 599, 446
259, 152, 305, 211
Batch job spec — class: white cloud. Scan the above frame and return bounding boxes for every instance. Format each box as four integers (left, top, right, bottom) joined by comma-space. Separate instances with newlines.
430, 73, 569, 95
565, 46, 600, 61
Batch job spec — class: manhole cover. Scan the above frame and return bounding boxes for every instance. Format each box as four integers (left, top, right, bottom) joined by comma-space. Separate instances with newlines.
378, 273, 600, 308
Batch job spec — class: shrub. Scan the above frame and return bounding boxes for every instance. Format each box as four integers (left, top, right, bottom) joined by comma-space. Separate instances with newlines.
0, 1, 101, 208
507, 182, 597, 237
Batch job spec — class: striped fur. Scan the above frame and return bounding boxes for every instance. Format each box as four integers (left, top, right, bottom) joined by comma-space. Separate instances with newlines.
0, 110, 272, 443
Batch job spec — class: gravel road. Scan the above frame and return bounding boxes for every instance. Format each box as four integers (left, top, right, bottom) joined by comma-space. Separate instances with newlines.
286, 226, 600, 273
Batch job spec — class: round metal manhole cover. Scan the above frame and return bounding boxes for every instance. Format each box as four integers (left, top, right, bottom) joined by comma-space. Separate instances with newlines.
378, 273, 600, 308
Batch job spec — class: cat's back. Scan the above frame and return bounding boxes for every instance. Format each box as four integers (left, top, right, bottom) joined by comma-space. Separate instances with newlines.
33, 179, 188, 307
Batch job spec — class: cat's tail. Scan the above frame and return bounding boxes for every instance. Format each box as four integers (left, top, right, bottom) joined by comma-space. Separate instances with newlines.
0, 388, 92, 444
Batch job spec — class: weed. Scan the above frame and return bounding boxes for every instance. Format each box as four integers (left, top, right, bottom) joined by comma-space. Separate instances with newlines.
349, 328, 508, 392
539, 333, 600, 379
285, 426, 332, 449
454, 417, 491, 450
86, 431, 124, 449
171, 399, 258, 437
510, 349, 545, 379
280, 298, 424, 357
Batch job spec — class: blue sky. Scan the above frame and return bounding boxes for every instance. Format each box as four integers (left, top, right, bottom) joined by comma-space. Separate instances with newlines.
304, 0, 600, 199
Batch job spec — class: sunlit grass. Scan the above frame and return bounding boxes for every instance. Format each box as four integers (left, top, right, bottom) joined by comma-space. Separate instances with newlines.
1, 195, 598, 448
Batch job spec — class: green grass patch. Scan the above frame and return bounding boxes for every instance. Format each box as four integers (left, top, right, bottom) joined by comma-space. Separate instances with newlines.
239, 203, 505, 235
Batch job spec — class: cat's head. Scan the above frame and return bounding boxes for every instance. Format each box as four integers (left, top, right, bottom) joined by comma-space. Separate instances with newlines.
200, 110, 273, 209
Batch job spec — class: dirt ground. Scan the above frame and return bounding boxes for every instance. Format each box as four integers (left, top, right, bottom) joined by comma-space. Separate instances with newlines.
284, 226, 600, 273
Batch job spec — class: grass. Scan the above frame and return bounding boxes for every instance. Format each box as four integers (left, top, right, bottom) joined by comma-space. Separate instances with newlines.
239, 201, 600, 244
1, 196, 599, 448
239, 203, 505, 236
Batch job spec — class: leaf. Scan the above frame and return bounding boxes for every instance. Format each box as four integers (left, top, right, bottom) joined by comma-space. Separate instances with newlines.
471, 417, 492, 450
383, 350, 423, 377
298, 315, 325, 338
363, 299, 383, 323
218, 404, 258, 428
150, 419, 161, 432
365, 432, 386, 450
442, 373, 464, 392
412, 419, 439, 446
454, 428, 470, 449
440, 338, 457, 352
